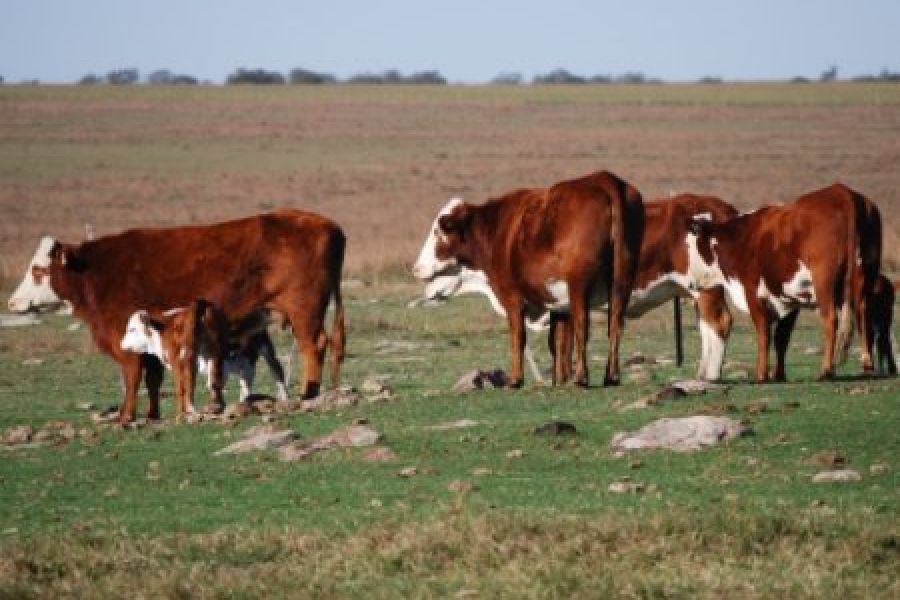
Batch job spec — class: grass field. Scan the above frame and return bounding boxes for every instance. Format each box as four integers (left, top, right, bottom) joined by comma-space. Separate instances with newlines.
0, 84, 898, 597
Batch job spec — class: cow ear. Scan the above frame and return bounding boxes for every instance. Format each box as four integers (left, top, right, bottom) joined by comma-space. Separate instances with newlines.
55, 244, 88, 272
687, 217, 710, 236
438, 204, 472, 235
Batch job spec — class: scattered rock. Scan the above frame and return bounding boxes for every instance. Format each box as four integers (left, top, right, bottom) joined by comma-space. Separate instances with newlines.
744, 401, 769, 415
803, 346, 820, 355
0, 314, 41, 328
214, 425, 298, 455
297, 388, 363, 412
447, 480, 473, 493
277, 424, 381, 462
472, 467, 493, 477
506, 449, 526, 459
533, 421, 577, 436
223, 401, 253, 420
363, 447, 397, 463
75, 402, 96, 412
627, 370, 650, 384
22, 358, 44, 366
398, 466, 418, 478
361, 375, 391, 395
610, 416, 751, 452
375, 339, 423, 354
453, 369, 509, 392
803, 450, 847, 469
425, 419, 480, 431
670, 380, 727, 395
625, 353, 654, 367
869, 463, 889, 476
3, 425, 33, 446
67, 322, 82, 332
813, 469, 862, 483
91, 406, 121, 424
608, 479, 653, 494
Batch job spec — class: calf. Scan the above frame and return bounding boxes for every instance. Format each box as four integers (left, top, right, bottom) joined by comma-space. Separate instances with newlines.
121, 302, 289, 418
413, 170, 645, 387
685, 183, 882, 381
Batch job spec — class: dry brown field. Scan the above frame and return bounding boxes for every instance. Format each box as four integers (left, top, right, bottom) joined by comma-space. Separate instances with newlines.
1, 83, 898, 282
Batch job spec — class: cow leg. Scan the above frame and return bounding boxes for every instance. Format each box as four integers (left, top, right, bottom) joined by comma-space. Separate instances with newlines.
118, 354, 143, 425
605, 285, 626, 387
258, 334, 288, 400
748, 303, 772, 383
504, 302, 526, 388
773, 310, 799, 382
817, 300, 839, 380
236, 357, 255, 403
205, 356, 224, 412
571, 291, 590, 387
143, 355, 164, 420
856, 295, 875, 374
549, 313, 571, 385
695, 287, 731, 381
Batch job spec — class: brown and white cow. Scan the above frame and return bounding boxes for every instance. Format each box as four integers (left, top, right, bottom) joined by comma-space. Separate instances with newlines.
120, 303, 289, 417
8, 209, 346, 424
413, 170, 645, 387
422, 194, 737, 381
685, 183, 881, 382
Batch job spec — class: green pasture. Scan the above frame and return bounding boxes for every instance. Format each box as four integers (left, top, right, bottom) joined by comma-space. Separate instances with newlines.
0, 287, 896, 597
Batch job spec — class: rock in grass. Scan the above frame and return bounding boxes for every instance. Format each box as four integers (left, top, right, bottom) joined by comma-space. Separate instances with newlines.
215, 425, 298, 455
610, 416, 751, 452
3, 425, 33, 446
533, 421, 577, 436
277, 424, 381, 462
424, 419, 480, 431
0, 314, 41, 328
453, 369, 509, 392
813, 469, 862, 483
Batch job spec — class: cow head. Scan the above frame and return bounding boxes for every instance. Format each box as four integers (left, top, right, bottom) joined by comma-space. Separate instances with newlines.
8, 237, 67, 313
684, 217, 725, 290
120, 310, 163, 356
412, 198, 473, 280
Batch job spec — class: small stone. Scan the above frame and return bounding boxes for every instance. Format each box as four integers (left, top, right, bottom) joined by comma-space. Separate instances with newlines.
398, 466, 418, 478
869, 463, 889, 476
361, 375, 391, 395
425, 419, 480, 431
533, 421, 577, 436
744, 401, 768, 415
75, 402, 96, 412
3, 425, 33, 445
472, 467, 493, 477
447, 480, 473, 493
506, 449, 525, 459
22, 358, 43, 366
363, 446, 397, 463
608, 480, 647, 494
813, 469, 862, 483
804, 450, 847, 469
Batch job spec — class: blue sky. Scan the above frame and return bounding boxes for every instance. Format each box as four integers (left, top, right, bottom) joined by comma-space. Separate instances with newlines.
2, 1, 898, 83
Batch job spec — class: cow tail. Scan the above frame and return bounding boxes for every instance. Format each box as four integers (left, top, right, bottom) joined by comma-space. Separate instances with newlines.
609, 179, 642, 336
834, 195, 860, 365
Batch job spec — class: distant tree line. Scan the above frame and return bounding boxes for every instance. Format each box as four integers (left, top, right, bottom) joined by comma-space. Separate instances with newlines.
59, 65, 900, 86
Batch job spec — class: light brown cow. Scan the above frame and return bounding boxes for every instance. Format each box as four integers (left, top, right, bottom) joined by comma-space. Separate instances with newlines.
8, 210, 345, 424
686, 183, 882, 381
413, 170, 645, 387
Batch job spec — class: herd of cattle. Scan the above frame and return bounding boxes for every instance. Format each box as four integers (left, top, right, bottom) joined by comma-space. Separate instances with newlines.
7, 170, 898, 425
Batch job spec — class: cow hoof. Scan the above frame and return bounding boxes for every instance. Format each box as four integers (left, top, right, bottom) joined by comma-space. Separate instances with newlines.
602, 375, 620, 387
202, 402, 225, 415
816, 372, 835, 382
505, 379, 524, 390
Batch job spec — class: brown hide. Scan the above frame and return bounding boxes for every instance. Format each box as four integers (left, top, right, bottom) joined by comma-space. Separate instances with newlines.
40, 209, 345, 423
870, 274, 897, 375
435, 170, 644, 387
690, 183, 881, 381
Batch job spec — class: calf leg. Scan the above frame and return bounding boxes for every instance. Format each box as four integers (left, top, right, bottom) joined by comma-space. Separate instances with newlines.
549, 313, 571, 385
257, 333, 288, 400
818, 300, 839, 380
117, 354, 143, 425
773, 310, 799, 382
504, 301, 526, 388
570, 291, 590, 387
143, 355, 164, 420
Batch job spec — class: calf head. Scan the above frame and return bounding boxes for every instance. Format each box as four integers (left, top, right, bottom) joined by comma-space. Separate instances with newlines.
413, 198, 474, 280
120, 310, 164, 357
8, 236, 68, 313
684, 217, 726, 290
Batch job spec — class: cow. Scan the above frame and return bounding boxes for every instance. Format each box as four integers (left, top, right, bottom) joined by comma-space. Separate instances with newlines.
685, 183, 881, 382
8, 209, 346, 424
869, 275, 897, 375
120, 303, 289, 417
421, 194, 738, 381
413, 170, 645, 388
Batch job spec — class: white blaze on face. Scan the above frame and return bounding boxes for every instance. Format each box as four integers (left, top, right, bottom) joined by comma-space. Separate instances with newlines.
120, 311, 168, 367
8, 236, 64, 313
413, 197, 463, 280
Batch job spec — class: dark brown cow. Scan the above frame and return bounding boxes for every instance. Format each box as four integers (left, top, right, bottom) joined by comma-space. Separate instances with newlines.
686, 183, 881, 381
413, 170, 644, 387
8, 209, 346, 424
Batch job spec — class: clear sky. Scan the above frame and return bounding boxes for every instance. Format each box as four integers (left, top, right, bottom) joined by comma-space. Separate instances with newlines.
2, 0, 898, 84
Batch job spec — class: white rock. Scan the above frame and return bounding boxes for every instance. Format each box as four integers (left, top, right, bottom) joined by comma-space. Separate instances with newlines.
812, 469, 862, 483
610, 416, 750, 452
